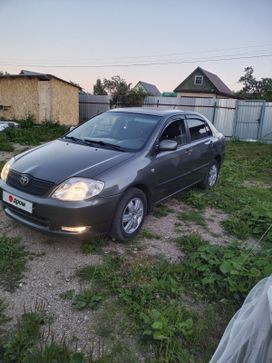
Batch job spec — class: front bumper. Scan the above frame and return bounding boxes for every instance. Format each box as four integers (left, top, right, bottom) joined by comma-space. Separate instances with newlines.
0, 180, 120, 236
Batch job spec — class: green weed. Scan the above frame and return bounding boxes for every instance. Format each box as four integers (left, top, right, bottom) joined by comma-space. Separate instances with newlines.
153, 205, 174, 218
72, 289, 103, 311
182, 141, 272, 242
175, 234, 272, 305
1, 120, 67, 146
77, 254, 223, 362
59, 289, 75, 300
77, 230, 272, 362
0, 160, 5, 172
0, 299, 9, 345
139, 230, 161, 239
0, 137, 13, 151
0, 236, 28, 290
2, 312, 45, 362
80, 236, 108, 254
222, 217, 250, 239
60, 287, 103, 310
177, 210, 206, 227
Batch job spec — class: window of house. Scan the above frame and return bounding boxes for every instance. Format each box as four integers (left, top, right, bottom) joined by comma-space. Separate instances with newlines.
160, 120, 187, 145
187, 118, 212, 141
194, 75, 203, 85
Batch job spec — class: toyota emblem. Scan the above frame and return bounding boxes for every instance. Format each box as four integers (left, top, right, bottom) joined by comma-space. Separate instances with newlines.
19, 174, 29, 186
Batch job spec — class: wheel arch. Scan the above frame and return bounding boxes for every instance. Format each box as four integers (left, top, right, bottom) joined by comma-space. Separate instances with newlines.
129, 183, 152, 214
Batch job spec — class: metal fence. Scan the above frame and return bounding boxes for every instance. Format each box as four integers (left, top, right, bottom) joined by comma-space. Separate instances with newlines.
79, 93, 111, 123
79, 94, 272, 142
144, 96, 272, 142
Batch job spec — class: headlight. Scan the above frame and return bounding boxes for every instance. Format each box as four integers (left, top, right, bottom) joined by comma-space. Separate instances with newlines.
0, 158, 15, 182
51, 177, 104, 201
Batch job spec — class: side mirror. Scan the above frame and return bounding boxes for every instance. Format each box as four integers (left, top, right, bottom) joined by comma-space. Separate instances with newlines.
69, 126, 75, 131
159, 139, 178, 152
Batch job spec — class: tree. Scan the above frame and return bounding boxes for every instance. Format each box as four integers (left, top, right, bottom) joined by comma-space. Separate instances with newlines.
93, 78, 107, 95
126, 88, 147, 106
256, 78, 272, 101
93, 75, 147, 106
237, 67, 272, 101
103, 75, 131, 105
238, 66, 257, 95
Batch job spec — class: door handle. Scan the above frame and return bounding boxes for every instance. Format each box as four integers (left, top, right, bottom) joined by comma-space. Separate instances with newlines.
205, 140, 213, 147
185, 148, 193, 155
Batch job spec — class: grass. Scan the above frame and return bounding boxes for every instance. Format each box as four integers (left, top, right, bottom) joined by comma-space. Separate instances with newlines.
0, 299, 10, 346
0, 236, 28, 291
0, 160, 5, 173
75, 231, 272, 362
0, 308, 87, 363
1, 140, 271, 361
80, 236, 109, 254
0, 119, 67, 148
139, 229, 161, 239
0, 304, 139, 363
182, 140, 272, 242
152, 205, 174, 218
0, 144, 12, 153
60, 288, 103, 311
177, 210, 206, 227
221, 217, 250, 240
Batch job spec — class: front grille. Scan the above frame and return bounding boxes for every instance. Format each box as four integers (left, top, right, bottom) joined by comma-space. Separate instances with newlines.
7, 170, 55, 196
3, 202, 49, 227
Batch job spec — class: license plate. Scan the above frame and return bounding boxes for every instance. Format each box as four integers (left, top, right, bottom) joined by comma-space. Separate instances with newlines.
2, 191, 33, 214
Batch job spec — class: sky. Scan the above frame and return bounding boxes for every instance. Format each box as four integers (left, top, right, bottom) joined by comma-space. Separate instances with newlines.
0, 0, 272, 93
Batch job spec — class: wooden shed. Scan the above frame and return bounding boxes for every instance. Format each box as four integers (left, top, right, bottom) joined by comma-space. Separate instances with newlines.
0, 70, 81, 125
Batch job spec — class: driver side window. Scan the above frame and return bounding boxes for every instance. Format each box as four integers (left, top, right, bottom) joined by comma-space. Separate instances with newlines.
160, 120, 187, 145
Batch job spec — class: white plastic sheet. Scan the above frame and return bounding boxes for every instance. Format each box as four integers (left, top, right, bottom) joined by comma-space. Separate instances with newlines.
210, 276, 272, 363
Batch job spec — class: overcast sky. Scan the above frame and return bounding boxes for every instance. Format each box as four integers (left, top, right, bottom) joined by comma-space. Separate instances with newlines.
1, 0, 271, 93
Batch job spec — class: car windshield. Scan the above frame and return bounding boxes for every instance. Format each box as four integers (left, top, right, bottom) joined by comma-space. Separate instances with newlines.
65, 112, 161, 151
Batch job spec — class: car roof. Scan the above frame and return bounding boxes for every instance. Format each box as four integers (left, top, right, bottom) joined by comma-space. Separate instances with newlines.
108, 107, 186, 117
107, 108, 208, 121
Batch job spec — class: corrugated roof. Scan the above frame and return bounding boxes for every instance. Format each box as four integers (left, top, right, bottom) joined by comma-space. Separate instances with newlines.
136, 81, 161, 96
0, 70, 81, 89
174, 67, 234, 97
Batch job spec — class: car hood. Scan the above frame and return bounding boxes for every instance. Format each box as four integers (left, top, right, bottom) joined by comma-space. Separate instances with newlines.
11, 139, 133, 184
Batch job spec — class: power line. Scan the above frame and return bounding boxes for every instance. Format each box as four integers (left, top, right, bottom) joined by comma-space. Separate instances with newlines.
1, 53, 272, 69
1, 43, 272, 64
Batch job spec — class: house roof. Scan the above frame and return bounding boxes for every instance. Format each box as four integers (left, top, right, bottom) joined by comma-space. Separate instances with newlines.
135, 81, 161, 96
0, 70, 81, 89
174, 67, 234, 97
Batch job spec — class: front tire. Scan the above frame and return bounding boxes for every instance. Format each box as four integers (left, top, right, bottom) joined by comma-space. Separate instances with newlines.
198, 160, 219, 189
110, 188, 147, 241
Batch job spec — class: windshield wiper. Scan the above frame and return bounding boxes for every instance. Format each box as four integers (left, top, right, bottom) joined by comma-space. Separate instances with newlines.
83, 138, 125, 152
63, 135, 85, 144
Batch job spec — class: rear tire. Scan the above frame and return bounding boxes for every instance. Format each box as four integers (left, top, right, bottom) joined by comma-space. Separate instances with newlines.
110, 188, 147, 241
198, 160, 219, 189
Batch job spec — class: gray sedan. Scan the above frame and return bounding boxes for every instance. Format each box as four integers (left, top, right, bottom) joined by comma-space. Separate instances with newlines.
0, 108, 225, 241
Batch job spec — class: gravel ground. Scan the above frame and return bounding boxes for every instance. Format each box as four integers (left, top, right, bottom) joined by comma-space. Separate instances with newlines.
0, 145, 234, 355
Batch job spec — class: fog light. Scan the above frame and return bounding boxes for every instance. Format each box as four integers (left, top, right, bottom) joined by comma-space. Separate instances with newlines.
61, 226, 88, 233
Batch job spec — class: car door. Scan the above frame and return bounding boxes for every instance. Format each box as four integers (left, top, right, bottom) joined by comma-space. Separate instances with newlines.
185, 115, 214, 183
149, 117, 196, 202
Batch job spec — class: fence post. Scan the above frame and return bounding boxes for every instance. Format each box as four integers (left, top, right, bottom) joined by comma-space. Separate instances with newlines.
257, 101, 266, 141
232, 99, 240, 138
211, 99, 217, 125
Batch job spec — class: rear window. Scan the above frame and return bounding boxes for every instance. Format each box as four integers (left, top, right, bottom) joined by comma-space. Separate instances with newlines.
187, 118, 212, 141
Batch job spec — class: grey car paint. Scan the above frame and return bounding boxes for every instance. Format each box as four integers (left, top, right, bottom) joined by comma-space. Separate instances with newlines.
0, 108, 225, 236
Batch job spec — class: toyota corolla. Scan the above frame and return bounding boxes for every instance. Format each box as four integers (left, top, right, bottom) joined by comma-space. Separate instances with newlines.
0, 108, 225, 241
